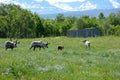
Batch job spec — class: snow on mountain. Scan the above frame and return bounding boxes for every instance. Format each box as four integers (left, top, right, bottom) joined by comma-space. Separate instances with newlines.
0, 0, 120, 14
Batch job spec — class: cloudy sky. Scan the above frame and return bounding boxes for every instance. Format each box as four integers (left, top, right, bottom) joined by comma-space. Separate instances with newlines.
0, 0, 120, 14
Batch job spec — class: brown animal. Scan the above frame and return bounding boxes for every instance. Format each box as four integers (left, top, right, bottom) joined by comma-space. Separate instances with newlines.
58, 46, 64, 50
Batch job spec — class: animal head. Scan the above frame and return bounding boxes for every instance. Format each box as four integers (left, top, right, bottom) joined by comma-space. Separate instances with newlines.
45, 42, 50, 48
14, 40, 20, 47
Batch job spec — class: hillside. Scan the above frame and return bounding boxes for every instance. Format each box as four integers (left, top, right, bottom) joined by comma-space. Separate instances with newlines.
0, 36, 120, 79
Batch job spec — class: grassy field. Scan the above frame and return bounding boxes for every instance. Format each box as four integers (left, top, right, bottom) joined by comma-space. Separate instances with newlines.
0, 36, 120, 80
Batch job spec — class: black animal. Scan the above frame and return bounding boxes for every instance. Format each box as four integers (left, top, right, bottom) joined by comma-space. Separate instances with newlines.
58, 45, 64, 50
30, 41, 49, 51
5, 40, 19, 50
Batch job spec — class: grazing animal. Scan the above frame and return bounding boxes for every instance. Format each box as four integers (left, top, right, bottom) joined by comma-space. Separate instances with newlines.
82, 40, 90, 49
30, 41, 49, 51
5, 40, 18, 50
58, 45, 64, 50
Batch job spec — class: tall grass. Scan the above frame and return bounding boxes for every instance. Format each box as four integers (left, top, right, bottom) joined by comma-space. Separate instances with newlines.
0, 36, 120, 80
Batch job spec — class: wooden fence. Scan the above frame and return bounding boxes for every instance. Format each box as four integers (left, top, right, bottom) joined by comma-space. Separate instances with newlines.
67, 28, 101, 38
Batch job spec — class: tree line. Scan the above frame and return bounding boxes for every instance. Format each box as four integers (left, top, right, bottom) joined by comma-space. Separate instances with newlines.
0, 4, 120, 38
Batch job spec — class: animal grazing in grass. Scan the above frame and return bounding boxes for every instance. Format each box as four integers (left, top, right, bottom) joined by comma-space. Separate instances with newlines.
58, 45, 64, 50
30, 41, 49, 51
82, 40, 90, 49
5, 40, 19, 50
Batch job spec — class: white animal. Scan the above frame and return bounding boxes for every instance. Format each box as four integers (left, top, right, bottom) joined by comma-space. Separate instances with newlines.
82, 40, 90, 49
30, 41, 49, 51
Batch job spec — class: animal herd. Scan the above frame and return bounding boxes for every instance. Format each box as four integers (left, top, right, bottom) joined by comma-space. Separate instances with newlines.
4, 39, 91, 51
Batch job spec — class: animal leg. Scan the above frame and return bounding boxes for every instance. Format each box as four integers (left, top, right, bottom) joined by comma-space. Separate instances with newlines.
88, 43, 90, 49
30, 46, 33, 50
39, 47, 41, 50
33, 47, 36, 51
11, 48, 13, 50
42, 47, 45, 50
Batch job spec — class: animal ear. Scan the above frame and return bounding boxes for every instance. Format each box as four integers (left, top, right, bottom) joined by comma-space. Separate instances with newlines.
14, 39, 19, 44
16, 38, 20, 43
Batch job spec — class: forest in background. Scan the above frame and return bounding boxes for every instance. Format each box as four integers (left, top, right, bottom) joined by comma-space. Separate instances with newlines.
0, 4, 120, 38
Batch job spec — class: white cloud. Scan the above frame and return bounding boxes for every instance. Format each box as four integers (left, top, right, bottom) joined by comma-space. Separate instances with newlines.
109, 0, 120, 8
0, 0, 13, 4
0, 0, 21, 5
54, 3, 77, 11
79, 1, 96, 10
46, 0, 85, 4
34, 0, 43, 2
16, 2, 43, 9
0, 0, 6, 3
0, 0, 43, 10
46, 0, 96, 11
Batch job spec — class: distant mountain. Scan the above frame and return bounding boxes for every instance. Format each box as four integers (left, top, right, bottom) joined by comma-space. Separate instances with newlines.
34, 0, 120, 15
30, 0, 65, 14
40, 8, 120, 19
1, 0, 120, 16
64, 8, 120, 17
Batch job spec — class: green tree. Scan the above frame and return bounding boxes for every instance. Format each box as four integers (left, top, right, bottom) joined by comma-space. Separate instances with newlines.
76, 18, 85, 29
0, 16, 7, 37
98, 12, 105, 19
108, 13, 119, 26
55, 13, 65, 23
33, 13, 44, 37
0, 4, 47, 38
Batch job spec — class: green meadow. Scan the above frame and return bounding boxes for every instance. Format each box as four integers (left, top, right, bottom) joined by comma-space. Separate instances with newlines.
0, 36, 120, 80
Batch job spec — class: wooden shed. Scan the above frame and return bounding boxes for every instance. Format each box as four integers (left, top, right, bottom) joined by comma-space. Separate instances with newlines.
67, 28, 101, 38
